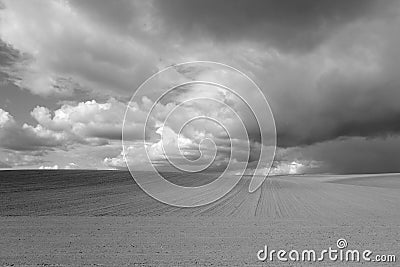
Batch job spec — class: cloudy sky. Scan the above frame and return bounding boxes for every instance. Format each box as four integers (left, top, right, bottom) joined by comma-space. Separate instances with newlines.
0, 0, 400, 174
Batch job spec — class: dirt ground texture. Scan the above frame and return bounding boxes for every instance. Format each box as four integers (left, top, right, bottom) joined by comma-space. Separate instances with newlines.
0, 170, 399, 266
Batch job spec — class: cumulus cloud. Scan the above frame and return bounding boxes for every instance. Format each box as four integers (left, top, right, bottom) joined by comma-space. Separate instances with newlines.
64, 162, 78, 169
31, 99, 128, 141
0, 108, 68, 151
104, 142, 146, 170
0, 108, 13, 127
39, 164, 59, 170
0, 98, 134, 152
27, 98, 153, 149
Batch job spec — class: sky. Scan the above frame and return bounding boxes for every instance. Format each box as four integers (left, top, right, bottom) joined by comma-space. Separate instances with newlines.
0, 0, 400, 174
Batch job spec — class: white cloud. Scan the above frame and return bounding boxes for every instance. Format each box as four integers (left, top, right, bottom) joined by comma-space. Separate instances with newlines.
64, 162, 78, 169
0, 108, 14, 127
30, 98, 139, 144
104, 142, 146, 170
39, 164, 58, 170
0, 108, 68, 151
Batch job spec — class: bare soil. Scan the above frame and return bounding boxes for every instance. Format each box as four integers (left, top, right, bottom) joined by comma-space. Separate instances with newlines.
0, 170, 399, 266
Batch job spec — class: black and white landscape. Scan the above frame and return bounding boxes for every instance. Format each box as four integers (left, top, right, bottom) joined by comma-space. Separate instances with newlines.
0, 0, 399, 266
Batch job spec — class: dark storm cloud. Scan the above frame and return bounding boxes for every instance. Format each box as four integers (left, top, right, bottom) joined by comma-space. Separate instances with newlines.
277, 136, 400, 174
68, 0, 142, 33
244, 3, 400, 148
152, 0, 400, 150
315, 137, 400, 174
0, 40, 23, 81
0, 40, 19, 66
275, 76, 400, 147
155, 0, 389, 53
